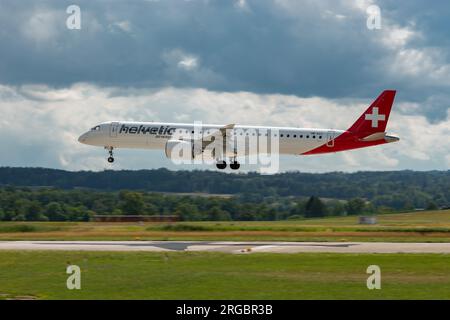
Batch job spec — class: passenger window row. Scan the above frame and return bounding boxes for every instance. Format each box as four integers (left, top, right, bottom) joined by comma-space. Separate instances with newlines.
175, 129, 322, 140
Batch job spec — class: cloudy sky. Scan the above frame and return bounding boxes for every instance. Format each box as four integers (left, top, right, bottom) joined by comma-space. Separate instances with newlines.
0, 0, 449, 172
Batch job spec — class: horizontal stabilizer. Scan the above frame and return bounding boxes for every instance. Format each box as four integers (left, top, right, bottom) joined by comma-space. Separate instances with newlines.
359, 132, 387, 141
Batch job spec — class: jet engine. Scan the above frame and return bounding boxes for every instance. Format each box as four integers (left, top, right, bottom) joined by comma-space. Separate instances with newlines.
165, 139, 201, 161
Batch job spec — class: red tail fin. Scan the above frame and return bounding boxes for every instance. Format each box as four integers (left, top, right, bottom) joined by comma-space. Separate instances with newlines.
347, 90, 396, 136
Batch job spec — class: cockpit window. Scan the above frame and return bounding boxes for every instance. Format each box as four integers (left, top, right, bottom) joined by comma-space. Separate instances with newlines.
91, 126, 100, 131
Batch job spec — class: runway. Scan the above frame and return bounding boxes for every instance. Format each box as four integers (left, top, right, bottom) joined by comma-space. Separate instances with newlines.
0, 241, 450, 253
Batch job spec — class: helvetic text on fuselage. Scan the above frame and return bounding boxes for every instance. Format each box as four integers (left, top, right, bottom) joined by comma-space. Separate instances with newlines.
119, 124, 176, 136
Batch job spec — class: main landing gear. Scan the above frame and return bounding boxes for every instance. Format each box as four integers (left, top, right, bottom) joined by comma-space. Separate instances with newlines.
230, 160, 240, 170
215, 158, 240, 170
106, 147, 114, 163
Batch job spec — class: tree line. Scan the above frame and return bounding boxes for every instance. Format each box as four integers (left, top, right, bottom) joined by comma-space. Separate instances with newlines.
0, 186, 415, 222
0, 167, 448, 210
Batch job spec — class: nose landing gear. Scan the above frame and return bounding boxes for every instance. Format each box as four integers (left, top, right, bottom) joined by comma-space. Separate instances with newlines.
106, 147, 114, 163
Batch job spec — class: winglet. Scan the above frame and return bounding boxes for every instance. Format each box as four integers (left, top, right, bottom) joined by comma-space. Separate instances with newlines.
222, 124, 235, 130
219, 123, 235, 136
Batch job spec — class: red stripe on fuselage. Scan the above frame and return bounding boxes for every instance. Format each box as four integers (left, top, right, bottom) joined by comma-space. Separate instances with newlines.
301, 131, 387, 155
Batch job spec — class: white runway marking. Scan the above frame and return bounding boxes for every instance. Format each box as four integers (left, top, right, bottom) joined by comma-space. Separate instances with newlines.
0, 241, 450, 253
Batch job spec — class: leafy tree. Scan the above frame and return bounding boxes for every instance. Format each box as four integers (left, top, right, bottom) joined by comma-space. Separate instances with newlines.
12, 214, 26, 221
144, 203, 159, 215
119, 191, 144, 215
174, 203, 200, 221
208, 206, 230, 221
304, 196, 327, 218
112, 208, 123, 215
290, 199, 306, 217
266, 208, 278, 221
45, 202, 66, 221
426, 201, 438, 210
346, 198, 366, 215
25, 201, 44, 221
328, 200, 346, 216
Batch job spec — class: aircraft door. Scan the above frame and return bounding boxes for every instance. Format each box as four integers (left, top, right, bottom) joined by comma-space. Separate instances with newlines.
110, 122, 120, 138
326, 131, 335, 147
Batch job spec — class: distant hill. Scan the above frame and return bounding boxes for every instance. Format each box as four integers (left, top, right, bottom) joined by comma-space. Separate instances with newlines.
0, 167, 448, 209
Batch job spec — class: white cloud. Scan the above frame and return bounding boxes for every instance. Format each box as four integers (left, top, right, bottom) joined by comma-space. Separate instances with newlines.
380, 26, 417, 50
350, 0, 375, 11
21, 9, 62, 44
162, 49, 199, 71
372, 21, 450, 86
234, 0, 250, 12
110, 20, 132, 33
323, 10, 347, 21
334, 0, 450, 89
178, 56, 198, 71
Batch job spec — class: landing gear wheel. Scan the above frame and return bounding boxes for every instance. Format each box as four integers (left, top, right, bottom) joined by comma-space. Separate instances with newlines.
230, 161, 240, 170
106, 146, 115, 163
216, 161, 227, 170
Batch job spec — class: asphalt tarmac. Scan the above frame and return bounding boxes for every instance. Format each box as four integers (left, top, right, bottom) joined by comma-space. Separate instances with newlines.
0, 241, 449, 253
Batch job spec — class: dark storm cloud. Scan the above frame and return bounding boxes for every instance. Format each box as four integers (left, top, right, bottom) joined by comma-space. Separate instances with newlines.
0, 0, 377, 95
0, 0, 449, 121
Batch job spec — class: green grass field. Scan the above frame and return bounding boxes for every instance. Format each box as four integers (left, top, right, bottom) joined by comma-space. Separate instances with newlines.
1, 210, 450, 242
0, 250, 449, 300
1, 211, 450, 300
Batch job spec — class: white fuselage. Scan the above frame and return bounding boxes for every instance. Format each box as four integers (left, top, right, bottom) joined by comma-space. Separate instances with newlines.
78, 121, 343, 156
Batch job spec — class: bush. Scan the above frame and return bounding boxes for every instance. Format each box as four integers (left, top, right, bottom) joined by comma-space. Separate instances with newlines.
0, 224, 37, 233
151, 224, 211, 232
287, 215, 303, 220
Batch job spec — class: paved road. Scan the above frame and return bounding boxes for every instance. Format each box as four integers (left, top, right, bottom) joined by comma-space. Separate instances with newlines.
0, 241, 450, 253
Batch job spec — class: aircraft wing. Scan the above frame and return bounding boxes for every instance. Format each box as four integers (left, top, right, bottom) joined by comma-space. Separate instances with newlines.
180, 124, 235, 155
201, 123, 235, 148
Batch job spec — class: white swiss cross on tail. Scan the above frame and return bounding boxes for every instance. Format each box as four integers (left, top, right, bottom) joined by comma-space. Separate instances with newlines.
365, 107, 385, 128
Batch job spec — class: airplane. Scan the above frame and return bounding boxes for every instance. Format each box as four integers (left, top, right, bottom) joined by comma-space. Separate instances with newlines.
78, 90, 399, 170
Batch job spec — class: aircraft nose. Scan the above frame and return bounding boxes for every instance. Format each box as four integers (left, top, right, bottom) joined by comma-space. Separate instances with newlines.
78, 132, 89, 144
